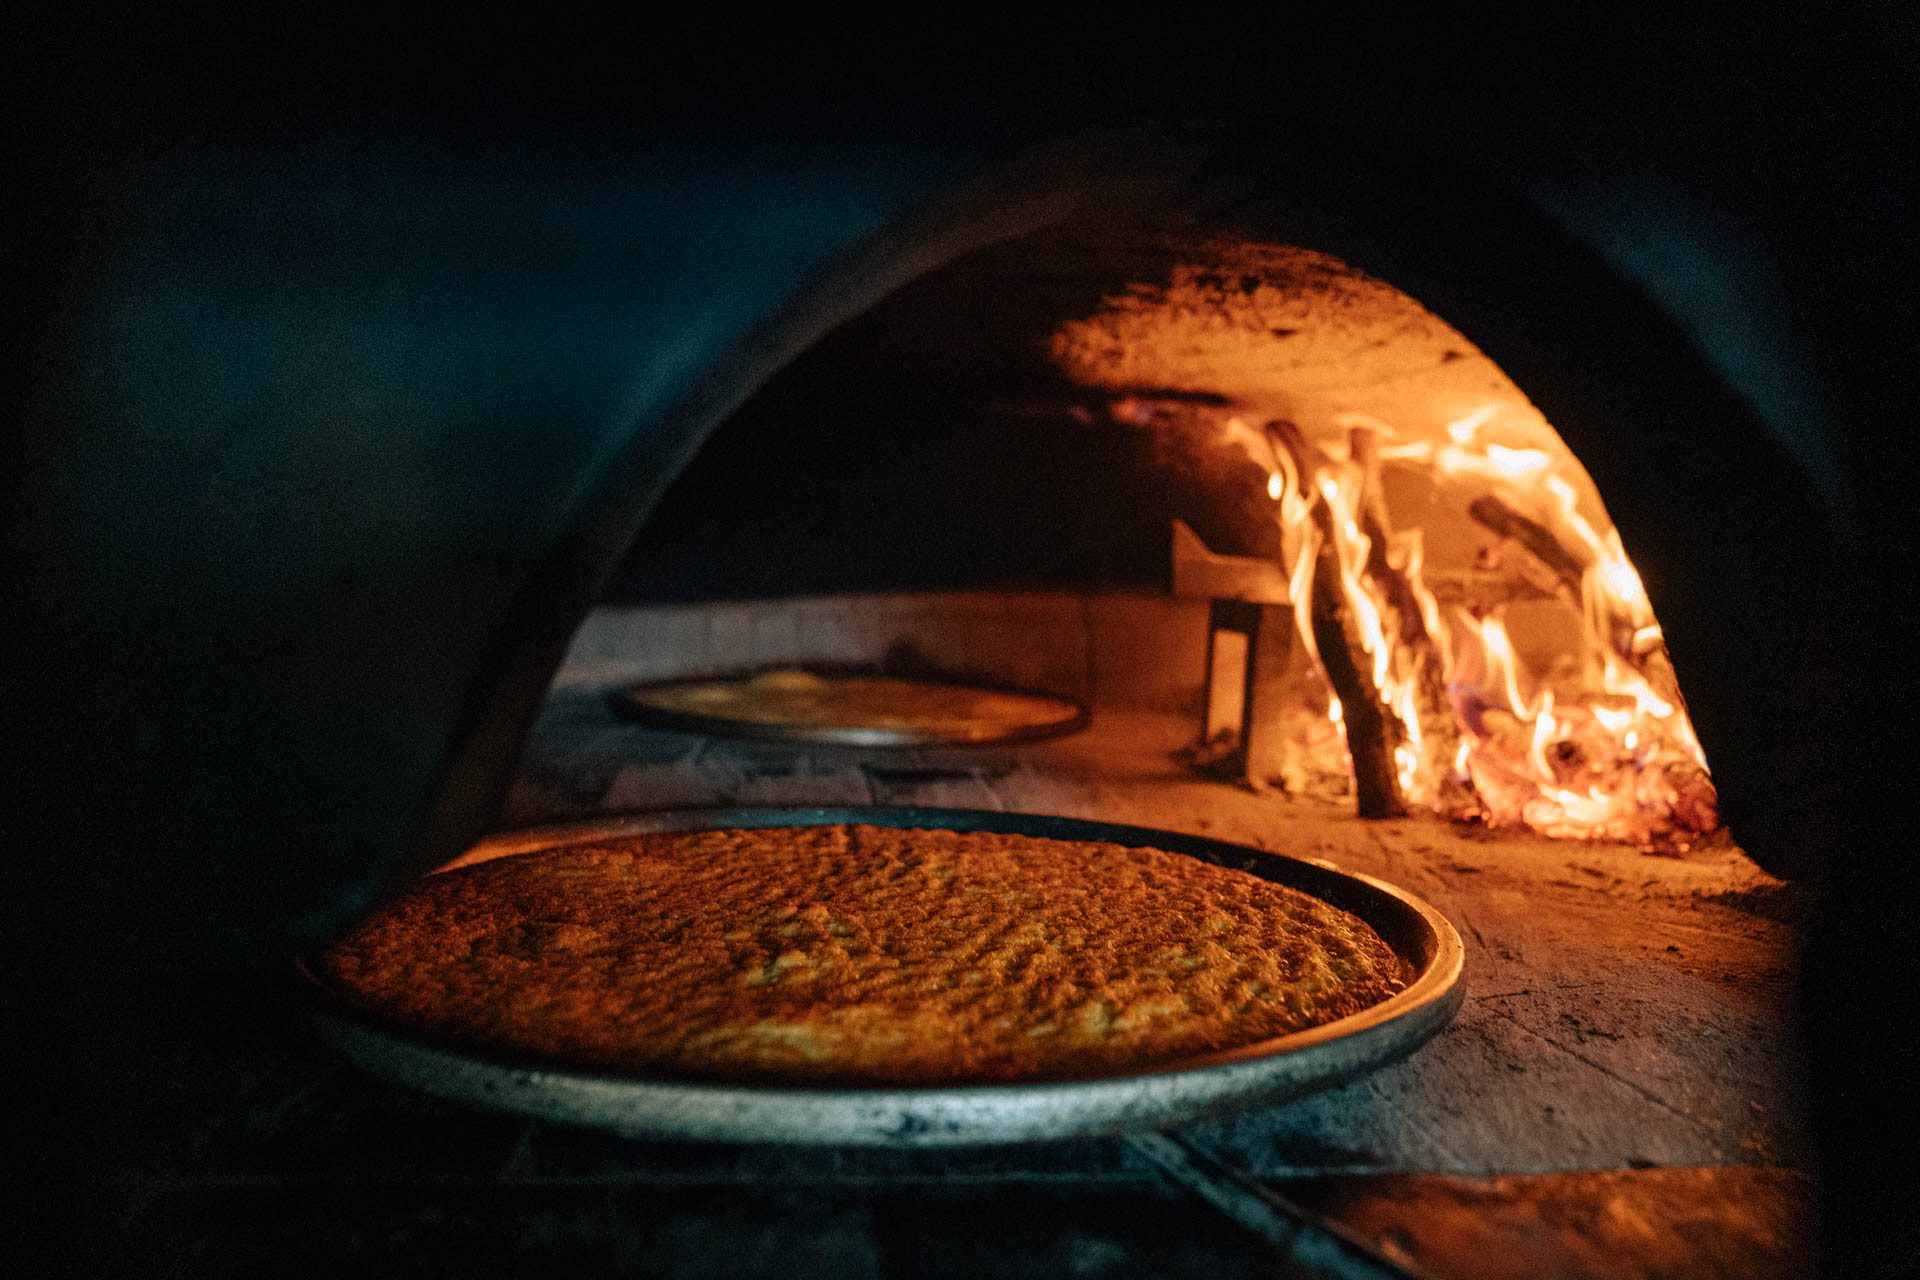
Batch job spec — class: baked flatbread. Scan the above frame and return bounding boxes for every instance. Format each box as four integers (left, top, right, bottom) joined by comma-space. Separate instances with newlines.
614, 669, 1084, 745
315, 825, 1411, 1084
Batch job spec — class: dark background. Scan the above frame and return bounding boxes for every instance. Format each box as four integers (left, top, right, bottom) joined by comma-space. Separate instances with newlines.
6, 5, 1914, 1276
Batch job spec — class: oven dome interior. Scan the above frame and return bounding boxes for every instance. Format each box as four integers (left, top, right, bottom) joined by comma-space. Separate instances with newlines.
596, 220, 1715, 848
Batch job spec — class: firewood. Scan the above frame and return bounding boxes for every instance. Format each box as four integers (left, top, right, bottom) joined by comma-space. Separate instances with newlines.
1468, 494, 1688, 712
1466, 495, 1587, 597
1264, 419, 1408, 818
1305, 516, 1409, 817
1423, 571, 1557, 609
1353, 427, 1463, 808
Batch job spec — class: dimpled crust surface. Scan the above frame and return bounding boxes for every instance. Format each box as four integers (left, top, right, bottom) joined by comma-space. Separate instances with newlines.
314, 825, 1412, 1084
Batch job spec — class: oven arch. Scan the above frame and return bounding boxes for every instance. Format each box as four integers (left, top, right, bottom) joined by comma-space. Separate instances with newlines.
425, 132, 1844, 904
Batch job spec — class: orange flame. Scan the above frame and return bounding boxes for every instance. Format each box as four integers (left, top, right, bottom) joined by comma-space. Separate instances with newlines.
1228, 404, 1716, 846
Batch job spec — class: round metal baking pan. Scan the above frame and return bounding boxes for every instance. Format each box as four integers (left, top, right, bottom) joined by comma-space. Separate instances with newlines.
291, 807, 1465, 1146
606, 668, 1090, 747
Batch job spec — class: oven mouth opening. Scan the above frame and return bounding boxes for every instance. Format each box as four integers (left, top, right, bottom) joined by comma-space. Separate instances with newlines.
587, 224, 1725, 854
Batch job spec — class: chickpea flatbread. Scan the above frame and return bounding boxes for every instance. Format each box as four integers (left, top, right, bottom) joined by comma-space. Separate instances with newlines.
613, 669, 1085, 745
315, 824, 1412, 1084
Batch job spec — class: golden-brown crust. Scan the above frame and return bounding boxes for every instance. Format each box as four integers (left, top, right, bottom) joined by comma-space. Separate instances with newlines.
314, 825, 1411, 1084
626, 670, 1080, 740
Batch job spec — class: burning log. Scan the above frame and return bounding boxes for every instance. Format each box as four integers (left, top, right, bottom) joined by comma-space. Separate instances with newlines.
1467, 493, 1688, 713
1305, 518, 1409, 817
1423, 571, 1557, 609
1467, 495, 1586, 598
1352, 428, 1471, 813
1267, 419, 1409, 818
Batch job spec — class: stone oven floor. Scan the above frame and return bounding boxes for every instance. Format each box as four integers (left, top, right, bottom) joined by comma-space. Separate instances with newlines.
150, 661, 1811, 1276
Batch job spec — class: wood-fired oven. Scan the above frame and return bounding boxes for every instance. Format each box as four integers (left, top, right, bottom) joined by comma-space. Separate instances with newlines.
8, 11, 1911, 1280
